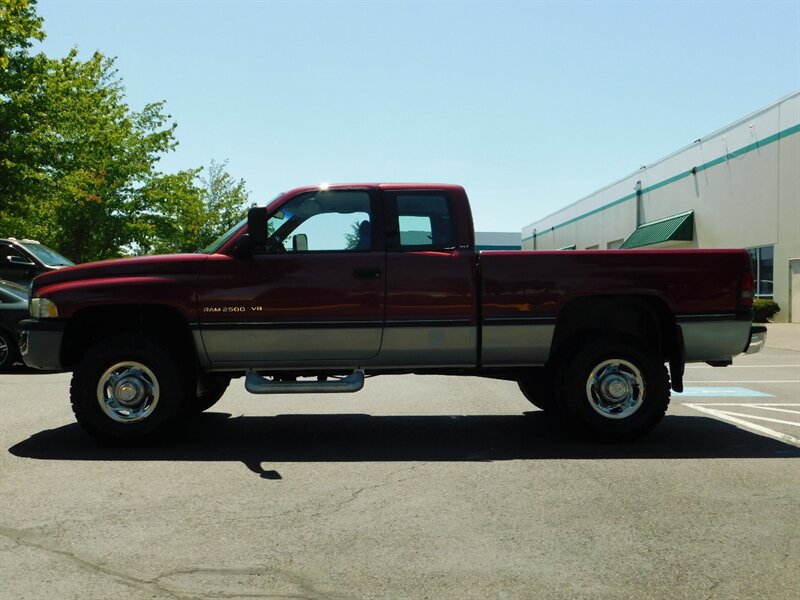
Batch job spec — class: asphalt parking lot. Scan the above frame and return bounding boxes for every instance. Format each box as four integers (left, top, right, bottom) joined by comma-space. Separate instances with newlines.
1, 326, 798, 599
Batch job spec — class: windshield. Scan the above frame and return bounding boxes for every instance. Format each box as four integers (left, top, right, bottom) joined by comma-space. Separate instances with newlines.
200, 192, 285, 254
19, 242, 74, 267
201, 217, 247, 254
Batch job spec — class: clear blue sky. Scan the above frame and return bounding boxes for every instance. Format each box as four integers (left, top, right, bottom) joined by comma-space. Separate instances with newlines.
35, 0, 799, 232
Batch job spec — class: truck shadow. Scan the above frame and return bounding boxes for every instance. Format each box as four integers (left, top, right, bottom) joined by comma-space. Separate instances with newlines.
8, 412, 799, 479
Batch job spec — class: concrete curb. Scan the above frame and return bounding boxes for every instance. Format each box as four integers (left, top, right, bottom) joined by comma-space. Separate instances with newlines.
764, 323, 800, 352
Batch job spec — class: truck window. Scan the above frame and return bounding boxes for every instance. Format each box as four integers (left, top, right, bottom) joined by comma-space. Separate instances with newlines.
390, 192, 454, 251
265, 190, 373, 252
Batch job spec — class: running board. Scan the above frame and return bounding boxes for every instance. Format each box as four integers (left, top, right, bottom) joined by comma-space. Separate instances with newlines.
244, 369, 365, 394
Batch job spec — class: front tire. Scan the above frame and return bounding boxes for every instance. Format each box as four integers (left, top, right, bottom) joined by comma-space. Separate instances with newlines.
555, 335, 670, 440
70, 335, 186, 443
186, 375, 230, 414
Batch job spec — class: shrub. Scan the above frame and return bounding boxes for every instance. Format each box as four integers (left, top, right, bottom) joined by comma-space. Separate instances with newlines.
753, 299, 780, 323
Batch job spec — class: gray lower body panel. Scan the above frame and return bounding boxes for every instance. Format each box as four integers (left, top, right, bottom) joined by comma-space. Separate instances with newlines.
198, 324, 477, 370
681, 320, 751, 362
481, 324, 555, 366
369, 326, 477, 368
200, 327, 382, 368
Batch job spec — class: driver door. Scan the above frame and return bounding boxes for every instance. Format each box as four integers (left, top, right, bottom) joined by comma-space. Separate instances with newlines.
197, 189, 386, 368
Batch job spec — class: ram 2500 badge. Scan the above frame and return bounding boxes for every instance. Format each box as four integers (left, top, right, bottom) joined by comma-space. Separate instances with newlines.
20, 184, 766, 442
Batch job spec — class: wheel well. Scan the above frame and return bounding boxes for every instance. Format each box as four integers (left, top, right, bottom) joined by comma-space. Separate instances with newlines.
550, 295, 677, 363
61, 305, 196, 370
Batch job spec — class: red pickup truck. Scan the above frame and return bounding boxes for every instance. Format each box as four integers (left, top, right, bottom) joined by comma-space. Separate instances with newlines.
21, 184, 765, 442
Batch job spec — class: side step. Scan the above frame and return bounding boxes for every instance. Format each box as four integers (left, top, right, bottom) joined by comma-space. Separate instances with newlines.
245, 369, 365, 394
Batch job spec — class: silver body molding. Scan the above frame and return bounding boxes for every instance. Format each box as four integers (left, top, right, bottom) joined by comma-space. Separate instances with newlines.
680, 320, 752, 362
200, 327, 382, 367
20, 330, 64, 370
199, 325, 477, 370
369, 326, 476, 368
199, 319, 753, 371
481, 324, 555, 366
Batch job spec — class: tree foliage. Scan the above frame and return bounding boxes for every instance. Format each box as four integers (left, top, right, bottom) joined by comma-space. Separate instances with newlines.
0, 1, 250, 263
138, 161, 249, 255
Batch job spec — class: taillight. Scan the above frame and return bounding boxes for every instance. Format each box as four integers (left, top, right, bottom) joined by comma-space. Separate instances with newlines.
740, 269, 754, 308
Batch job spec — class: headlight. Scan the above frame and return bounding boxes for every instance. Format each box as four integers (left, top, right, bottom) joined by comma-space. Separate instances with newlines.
30, 297, 59, 318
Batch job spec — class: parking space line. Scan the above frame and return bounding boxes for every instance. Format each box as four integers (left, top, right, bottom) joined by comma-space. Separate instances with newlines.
687, 365, 799, 369
684, 380, 800, 383
744, 405, 800, 415
683, 403, 800, 447
703, 410, 799, 427
673, 387, 771, 397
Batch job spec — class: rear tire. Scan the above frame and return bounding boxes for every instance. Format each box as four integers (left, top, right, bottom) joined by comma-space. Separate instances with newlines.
518, 368, 556, 412
70, 335, 186, 443
555, 335, 670, 440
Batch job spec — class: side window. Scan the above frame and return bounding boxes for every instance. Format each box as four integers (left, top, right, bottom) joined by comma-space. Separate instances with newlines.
0, 244, 22, 261
0, 244, 27, 267
265, 190, 373, 252
391, 193, 454, 250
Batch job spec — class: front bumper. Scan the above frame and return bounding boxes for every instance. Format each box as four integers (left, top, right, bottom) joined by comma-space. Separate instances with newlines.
745, 325, 768, 355
19, 319, 66, 370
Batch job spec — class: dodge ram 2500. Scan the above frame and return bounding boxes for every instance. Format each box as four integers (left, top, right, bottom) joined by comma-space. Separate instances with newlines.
20, 184, 766, 442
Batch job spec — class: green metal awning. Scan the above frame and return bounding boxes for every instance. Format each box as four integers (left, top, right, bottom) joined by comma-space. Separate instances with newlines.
620, 211, 694, 249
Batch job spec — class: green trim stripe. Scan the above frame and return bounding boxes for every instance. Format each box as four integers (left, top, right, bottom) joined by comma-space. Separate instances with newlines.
523, 123, 800, 243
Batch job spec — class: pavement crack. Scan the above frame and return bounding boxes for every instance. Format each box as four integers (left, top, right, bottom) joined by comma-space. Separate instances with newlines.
0, 524, 337, 599
0, 524, 186, 598
312, 464, 421, 518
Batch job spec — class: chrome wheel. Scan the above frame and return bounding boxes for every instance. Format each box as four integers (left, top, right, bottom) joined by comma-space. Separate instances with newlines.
585, 359, 645, 419
96, 361, 160, 423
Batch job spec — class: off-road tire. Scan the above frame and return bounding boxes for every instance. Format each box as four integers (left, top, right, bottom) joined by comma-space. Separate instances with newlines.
554, 335, 670, 441
518, 368, 556, 412
70, 334, 187, 443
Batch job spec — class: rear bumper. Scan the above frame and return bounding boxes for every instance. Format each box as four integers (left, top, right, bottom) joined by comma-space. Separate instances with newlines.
19, 319, 66, 370
745, 325, 767, 355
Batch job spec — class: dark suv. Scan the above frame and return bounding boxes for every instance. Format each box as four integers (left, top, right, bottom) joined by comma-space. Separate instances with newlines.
0, 238, 74, 284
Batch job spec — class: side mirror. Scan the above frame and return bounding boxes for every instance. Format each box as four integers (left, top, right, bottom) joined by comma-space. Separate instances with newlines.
7, 255, 35, 268
231, 233, 254, 257
247, 207, 268, 246
292, 234, 308, 252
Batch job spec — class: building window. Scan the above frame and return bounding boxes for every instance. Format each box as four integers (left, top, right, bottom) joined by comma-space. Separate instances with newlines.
748, 245, 774, 298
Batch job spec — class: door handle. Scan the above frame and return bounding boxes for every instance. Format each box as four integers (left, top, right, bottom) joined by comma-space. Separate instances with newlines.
354, 267, 382, 280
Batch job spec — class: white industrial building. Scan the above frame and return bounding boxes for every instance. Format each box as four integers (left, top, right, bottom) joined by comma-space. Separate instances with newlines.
522, 92, 800, 323
475, 231, 521, 251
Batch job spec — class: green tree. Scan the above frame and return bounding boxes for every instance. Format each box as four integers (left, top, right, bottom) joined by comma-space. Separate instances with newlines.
0, 0, 47, 232
344, 218, 361, 250
0, 0, 43, 69
1, 45, 177, 262
139, 161, 249, 255
0, 1, 250, 262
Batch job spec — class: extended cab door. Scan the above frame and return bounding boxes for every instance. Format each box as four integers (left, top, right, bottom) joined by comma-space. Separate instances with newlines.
374, 188, 478, 367
197, 188, 386, 368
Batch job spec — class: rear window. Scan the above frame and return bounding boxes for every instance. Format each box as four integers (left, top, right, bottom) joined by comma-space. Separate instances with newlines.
392, 192, 454, 250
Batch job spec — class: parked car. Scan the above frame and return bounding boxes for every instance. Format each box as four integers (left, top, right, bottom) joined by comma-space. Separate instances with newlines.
0, 237, 74, 284
0, 279, 29, 370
